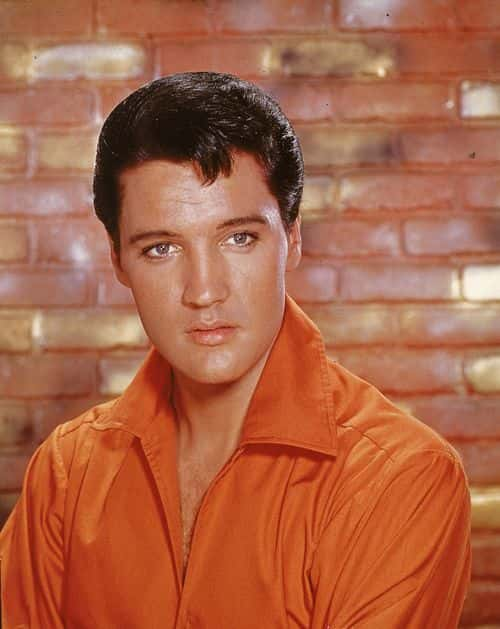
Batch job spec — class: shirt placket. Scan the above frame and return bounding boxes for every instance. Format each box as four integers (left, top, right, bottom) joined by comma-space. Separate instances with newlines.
173, 444, 246, 628
140, 410, 184, 602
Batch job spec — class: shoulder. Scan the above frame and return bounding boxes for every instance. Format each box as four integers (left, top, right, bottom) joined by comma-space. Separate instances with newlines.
0, 399, 122, 548
38, 398, 124, 477
326, 358, 467, 486
56, 398, 119, 438
322, 358, 470, 528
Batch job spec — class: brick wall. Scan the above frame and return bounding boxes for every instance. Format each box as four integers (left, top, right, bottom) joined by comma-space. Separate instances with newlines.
0, 1, 499, 625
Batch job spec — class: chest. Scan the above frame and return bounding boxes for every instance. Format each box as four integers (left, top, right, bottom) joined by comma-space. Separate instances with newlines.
177, 456, 219, 575
66, 444, 327, 629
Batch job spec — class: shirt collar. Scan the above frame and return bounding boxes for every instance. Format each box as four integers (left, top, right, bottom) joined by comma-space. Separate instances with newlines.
104, 293, 337, 457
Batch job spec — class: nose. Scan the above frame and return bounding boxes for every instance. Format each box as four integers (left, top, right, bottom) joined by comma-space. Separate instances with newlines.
182, 246, 230, 308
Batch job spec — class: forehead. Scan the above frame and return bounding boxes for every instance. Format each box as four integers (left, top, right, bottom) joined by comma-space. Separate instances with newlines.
118, 153, 281, 234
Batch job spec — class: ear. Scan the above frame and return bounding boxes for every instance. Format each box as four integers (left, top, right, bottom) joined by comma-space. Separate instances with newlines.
107, 234, 131, 288
285, 215, 302, 272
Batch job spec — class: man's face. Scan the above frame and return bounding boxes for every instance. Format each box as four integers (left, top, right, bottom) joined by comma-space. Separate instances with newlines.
110, 152, 302, 387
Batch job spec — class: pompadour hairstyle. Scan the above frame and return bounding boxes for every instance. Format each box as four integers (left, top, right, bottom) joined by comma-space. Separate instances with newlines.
93, 71, 304, 251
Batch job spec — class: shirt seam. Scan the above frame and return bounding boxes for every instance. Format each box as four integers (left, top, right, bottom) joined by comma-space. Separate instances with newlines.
52, 423, 70, 486
56, 411, 137, 440
338, 423, 397, 462
337, 422, 462, 467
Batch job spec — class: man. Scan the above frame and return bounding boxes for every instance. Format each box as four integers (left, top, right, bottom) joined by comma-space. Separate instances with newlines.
1, 72, 471, 628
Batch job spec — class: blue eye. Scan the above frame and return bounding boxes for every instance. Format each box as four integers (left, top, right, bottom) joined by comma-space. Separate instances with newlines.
227, 232, 258, 247
143, 243, 172, 258
142, 231, 258, 260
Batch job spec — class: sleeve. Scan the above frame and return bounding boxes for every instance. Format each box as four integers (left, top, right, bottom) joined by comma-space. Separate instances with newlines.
0, 426, 67, 628
309, 449, 472, 629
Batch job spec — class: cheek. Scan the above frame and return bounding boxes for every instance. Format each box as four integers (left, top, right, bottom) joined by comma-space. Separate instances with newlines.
123, 268, 176, 330
125, 259, 175, 293
256, 243, 288, 291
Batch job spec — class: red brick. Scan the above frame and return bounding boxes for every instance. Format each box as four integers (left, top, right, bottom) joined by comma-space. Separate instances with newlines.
269, 38, 397, 77
0, 179, 92, 216
399, 396, 500, 439
463, 265, 500, 301
404, 216, 500, 255
0, 270, 88, 306
461, 580, 500, 625
0, 312, 32, 352
340, 263, 459, 302
297, 125, 397, 167
454, 442, 500, 486
259, 80, 333, 121
472, 534, 500, 578
400, 127, 500, 164
32, 396, 109, 443
36, 221, 109, 266
0, 354, 95, 398
37, 130, 98, 172
339, 172, 455, 211
463, 174, 500, 209
158, 41, 271, 78
0, 223, 28, 262
300, 303, 399, 345
465, 354, 500, 394
0, 492, 19, 527
38, 310, 148, 350
398, 36, 500, 75
0, 452, 32, 491
0, 130, 27, 173
0, 42, 30, 81
0, 87, 95, 125
457, 0, 500, 30
97, 270, 135, 306
97, 0, 211, 34
332, 348, 461, 394
285, 259, 338, 303
331, 82, 454, 121
0, 0, 93, 35
301, 176, 336, 216
338, 0, 456, 31
98, 83, 142, 119
302, 219, 400, 257
215, 0, 332, 33
471, 487, 500, 532
400, 305, 500, 346
0, 401, 32, 446
461, 81, 500, 119
33, 42, 148, 81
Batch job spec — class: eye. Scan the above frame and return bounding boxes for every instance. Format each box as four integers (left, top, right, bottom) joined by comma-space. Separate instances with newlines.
142, 231, 258, 259
225, 231, 258, 247
142, 243, 176, 258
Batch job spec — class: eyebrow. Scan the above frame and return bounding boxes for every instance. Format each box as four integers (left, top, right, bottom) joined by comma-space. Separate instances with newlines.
129, 214, 269, 245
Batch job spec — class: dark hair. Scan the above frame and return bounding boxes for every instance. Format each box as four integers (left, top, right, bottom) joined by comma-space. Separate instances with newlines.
93, 72, 303, 251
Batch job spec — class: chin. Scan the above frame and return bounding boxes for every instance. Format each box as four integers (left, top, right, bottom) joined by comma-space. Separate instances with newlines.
177, 363, 245, 387
164, 347, 246, 384
193, 370, 240, 386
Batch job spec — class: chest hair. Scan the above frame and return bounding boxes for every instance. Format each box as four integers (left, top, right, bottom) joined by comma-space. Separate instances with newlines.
178, 457, 218, 577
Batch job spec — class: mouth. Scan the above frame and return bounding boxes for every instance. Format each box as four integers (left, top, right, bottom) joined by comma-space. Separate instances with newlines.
187, 326, 237, 346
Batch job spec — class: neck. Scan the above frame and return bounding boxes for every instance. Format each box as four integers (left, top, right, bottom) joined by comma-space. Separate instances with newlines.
170, 344, 273, 456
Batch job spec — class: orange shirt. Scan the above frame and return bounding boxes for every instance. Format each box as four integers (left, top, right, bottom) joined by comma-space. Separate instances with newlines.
1, 294, 471, 628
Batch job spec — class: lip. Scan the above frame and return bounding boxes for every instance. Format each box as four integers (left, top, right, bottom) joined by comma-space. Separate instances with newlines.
187, 326, 237, 346
187, 320, 236, 332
